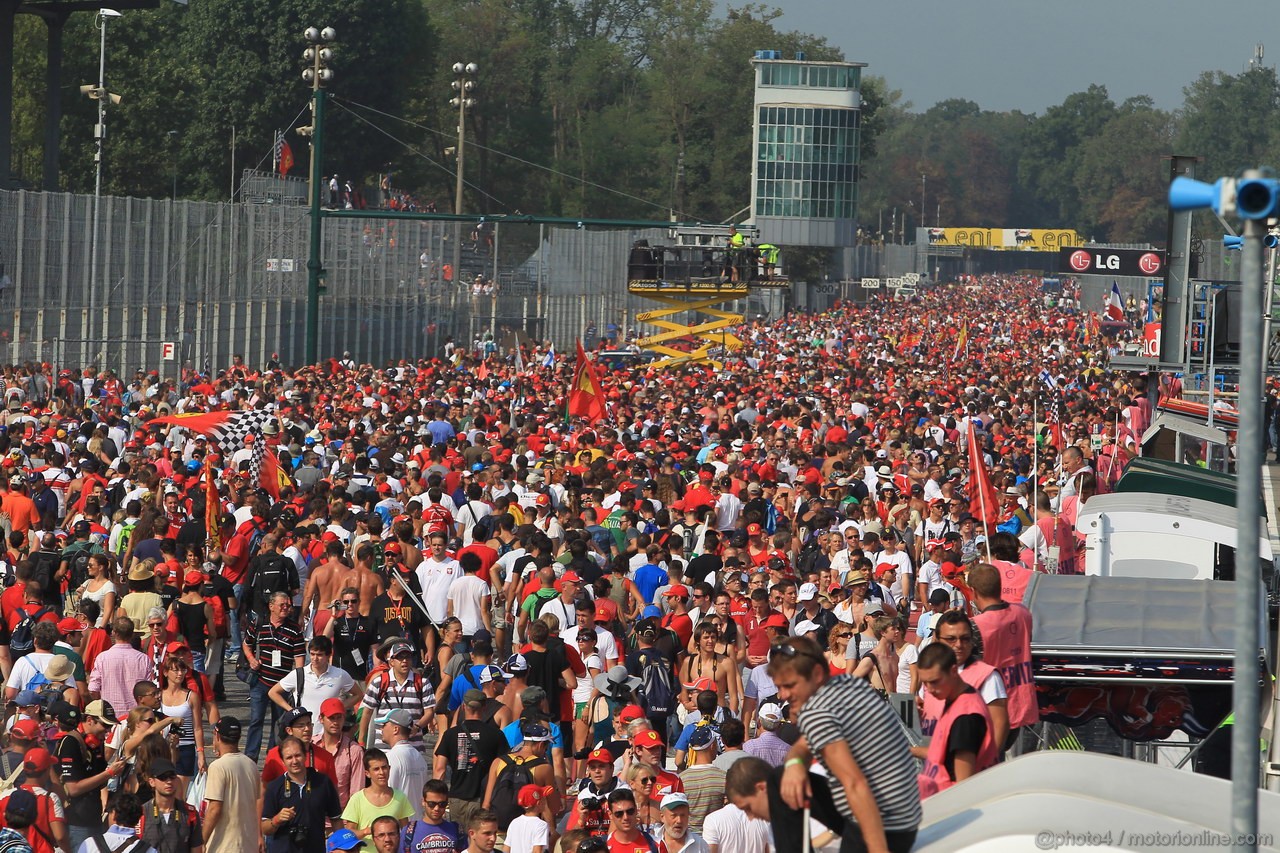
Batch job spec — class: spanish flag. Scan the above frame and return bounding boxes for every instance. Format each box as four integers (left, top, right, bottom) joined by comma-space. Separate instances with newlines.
205, 456, 222, 555
951, 322, 969, 363
568, 340, 606, 424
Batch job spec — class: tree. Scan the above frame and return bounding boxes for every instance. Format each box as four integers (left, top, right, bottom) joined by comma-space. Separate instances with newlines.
1075, 97, 1173, 242
1016, 84, 1117, 227
1177, 67, 1280, 182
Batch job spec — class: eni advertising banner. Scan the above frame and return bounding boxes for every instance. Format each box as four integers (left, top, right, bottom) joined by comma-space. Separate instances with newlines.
920, 227, 1085, 252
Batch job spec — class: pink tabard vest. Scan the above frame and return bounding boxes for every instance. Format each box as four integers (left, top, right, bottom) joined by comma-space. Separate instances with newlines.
920, 660, 995, 737
918, 687, 998, 798
973, 603, 1039, 729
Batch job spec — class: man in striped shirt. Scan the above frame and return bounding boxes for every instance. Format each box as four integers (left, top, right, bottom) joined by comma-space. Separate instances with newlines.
242, 591, 305, 761
769, 635, 921, 853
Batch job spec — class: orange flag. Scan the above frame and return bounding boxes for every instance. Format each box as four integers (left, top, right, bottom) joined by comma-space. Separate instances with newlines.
205, 456, 222, 555
568, 340, 606, 423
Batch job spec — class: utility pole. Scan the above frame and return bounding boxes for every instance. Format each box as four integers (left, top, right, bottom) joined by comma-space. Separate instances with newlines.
301, 25, 335, 366
921, 173, 927, 227
83, 8, 122, 363
450, 61, 478, 291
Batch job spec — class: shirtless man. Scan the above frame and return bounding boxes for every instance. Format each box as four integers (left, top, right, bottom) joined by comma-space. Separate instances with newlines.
303, 543, 384, 630
394, 520, 423, 571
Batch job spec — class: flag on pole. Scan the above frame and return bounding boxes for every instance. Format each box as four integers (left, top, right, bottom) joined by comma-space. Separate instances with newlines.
568, 340, 606, 423
951, 322, 969, 363
966, 423, 1000, 528
476, 361, 490, 381
152, 409, 279, 494
1105, 281, 1125, 321
542, 343, 556, 368
205, 456, 222, 555
1045, 393, 1064, 451
514, 343, 525, 374
278, 139, 295, 176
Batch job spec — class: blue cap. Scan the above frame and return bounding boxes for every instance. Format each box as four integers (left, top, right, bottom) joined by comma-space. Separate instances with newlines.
14, 690, 39, 707
471, 462, 485, 472
326, 829, 366, 853
688, 725, 716, 750
642, 605, 662, 620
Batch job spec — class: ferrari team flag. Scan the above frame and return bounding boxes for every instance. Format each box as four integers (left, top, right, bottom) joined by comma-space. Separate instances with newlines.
278, 139, 295, 176
951, 322, 969, 363
205, 455, 222, 554
568, 340, 606, 423
1106, 281, 1125, 322
153, 409, 279, 494
966, 423, 1000, 529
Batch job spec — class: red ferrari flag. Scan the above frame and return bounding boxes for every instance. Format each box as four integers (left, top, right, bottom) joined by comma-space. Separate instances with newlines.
568, 340, 606, 423
966, 423, 1000, 529
279, 139, 295, 176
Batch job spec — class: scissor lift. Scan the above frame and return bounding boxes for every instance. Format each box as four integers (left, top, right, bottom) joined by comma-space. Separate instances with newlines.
627, 227, 789, 368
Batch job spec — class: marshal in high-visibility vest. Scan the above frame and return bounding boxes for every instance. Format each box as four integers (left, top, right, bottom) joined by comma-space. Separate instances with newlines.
758, 243, 779, 277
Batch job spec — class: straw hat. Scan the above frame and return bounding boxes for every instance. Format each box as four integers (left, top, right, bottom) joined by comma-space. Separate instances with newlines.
128, 563, 155, 582
44, 655, 74, 684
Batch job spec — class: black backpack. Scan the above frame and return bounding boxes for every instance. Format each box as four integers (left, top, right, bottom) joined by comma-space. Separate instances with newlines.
490, 754, 536, 828
635, 649, 676, 716
10, 605, 54, 658
29, 551, 59, 601
65, 544, 95, 592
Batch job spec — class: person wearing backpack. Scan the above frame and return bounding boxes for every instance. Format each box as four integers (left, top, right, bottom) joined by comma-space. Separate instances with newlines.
25, 539, 61, 612
624, 622, 675, 742
4, 592, 58, 682
75, 791, 152, 853
59, 522, 103, 616
482, 720, 559, 830
244, 536, 300, 620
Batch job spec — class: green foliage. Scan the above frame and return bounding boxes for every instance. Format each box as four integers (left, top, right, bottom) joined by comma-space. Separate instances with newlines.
10, 0, 1280, 250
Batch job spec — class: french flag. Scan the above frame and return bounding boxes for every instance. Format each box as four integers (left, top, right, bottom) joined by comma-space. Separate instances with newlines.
1106, 281, 1125, 322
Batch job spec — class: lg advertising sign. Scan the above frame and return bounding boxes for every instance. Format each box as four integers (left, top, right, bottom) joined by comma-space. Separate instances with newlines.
1059, 247, 1165, 277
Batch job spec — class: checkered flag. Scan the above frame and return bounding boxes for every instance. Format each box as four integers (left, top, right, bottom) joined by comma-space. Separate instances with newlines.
208, 410, 276, 483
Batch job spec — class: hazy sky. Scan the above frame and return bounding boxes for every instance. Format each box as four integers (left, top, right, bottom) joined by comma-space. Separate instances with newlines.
764, 0, 1274, 114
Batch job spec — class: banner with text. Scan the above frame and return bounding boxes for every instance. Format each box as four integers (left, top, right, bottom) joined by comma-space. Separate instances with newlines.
920, 227, 1086, 252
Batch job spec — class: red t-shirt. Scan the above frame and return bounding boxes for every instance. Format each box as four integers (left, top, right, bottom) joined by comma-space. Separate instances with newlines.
261, 742, 340, 792
457, 543, 499, 584
660, 612, 692, 649
6, 602, 60, 632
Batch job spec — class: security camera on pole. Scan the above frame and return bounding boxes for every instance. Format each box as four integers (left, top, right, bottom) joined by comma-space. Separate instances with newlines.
449, 61, 478, 294
82, 7, 124, 365
300, 25, 336, 366
1169, 170, 1274, 853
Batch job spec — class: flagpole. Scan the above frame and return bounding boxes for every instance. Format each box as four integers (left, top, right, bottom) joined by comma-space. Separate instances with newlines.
1032, 394, 1039, 574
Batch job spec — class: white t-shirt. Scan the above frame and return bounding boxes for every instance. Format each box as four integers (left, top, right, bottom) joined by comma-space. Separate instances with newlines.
562, 625, 619, 665
504, 814, 549, 853
7, 651, 55, 692
455, 501, 492, 545
272, 664, 357, 721
702, 805, 770, 853
416, 558, 462, 623
896, 644, 918, 694
387, 739, 431, 822
446, 574, 491, 635
573, 652, 603, 704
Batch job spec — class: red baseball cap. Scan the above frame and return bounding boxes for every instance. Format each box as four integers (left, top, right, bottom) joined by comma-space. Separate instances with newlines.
746, 523, 763, 537
586, 748, 614, 765
320, 697, 346, 718
632, 729, 664, 748
9, 720, 39, 741
22, 747, 54, 774
184, 570, 205, 587
619, 705, 646, 724
690, 677, 715, 692
663, 584, 688, 598
762, 614, 789, 630
56, 616, 87, 634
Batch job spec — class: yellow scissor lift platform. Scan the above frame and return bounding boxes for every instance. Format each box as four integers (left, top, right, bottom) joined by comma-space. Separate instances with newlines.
627, 235, 789, 368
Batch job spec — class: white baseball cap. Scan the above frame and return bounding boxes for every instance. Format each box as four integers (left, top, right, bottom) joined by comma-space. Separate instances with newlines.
797, 582, 818, 602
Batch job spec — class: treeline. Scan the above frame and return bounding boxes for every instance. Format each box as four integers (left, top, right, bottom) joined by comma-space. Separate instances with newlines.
9, 0, 1280, 244
862, 68, 1280, 244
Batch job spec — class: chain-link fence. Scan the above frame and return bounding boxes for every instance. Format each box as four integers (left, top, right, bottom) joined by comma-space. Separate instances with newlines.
0, 187, 676, 372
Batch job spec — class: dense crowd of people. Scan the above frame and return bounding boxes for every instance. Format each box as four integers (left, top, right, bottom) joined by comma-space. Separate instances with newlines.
0, 277, 1154, 853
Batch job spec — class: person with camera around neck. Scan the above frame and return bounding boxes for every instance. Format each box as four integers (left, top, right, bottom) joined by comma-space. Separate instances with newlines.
268, 635, 363, 721
262, 735, 343, 853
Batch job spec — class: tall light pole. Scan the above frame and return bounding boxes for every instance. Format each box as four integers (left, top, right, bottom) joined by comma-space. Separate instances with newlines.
83, 7, 122, 362
449, 61, 477, 289
921, 173, 927, 227
301, 25, 335, 366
